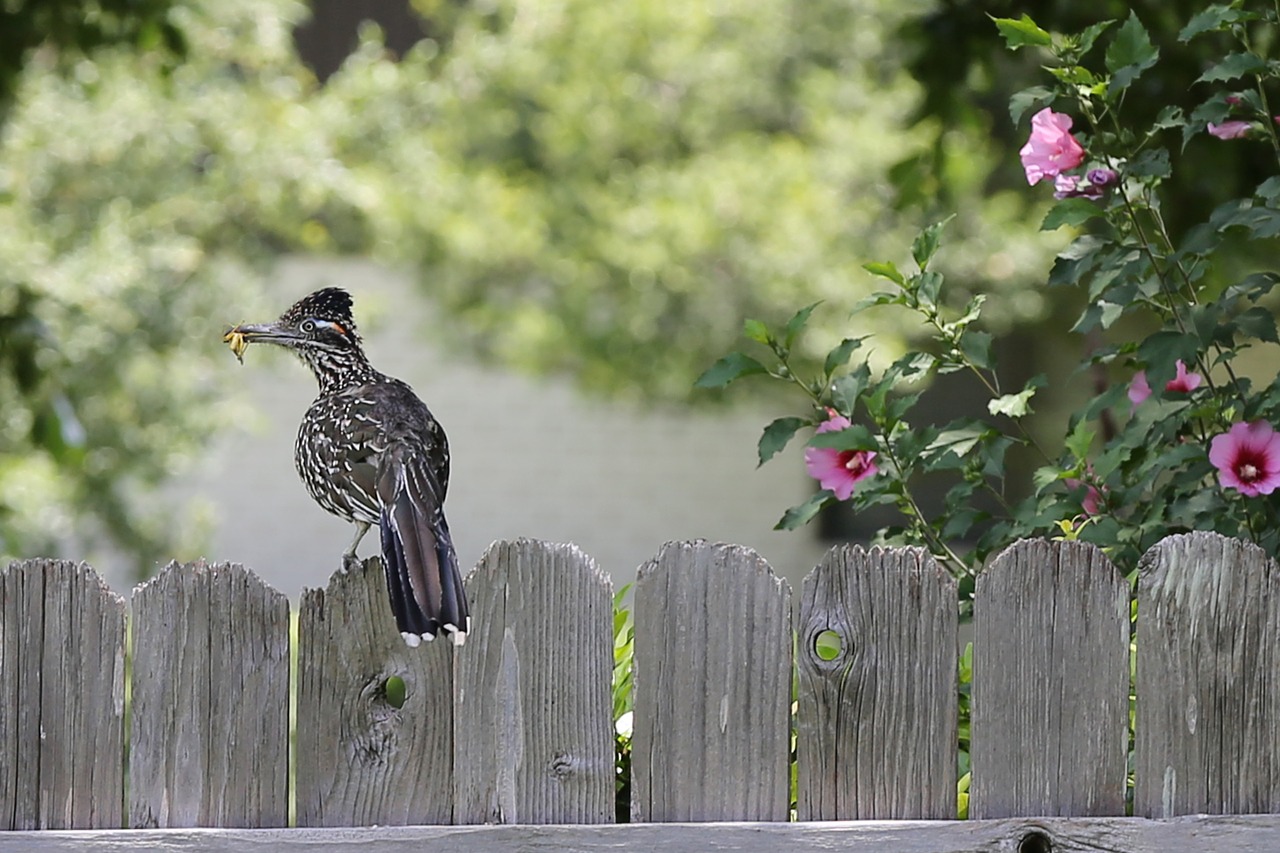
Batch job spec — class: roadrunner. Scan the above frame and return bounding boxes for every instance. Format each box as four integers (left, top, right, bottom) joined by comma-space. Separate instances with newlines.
225, 288, 469, 646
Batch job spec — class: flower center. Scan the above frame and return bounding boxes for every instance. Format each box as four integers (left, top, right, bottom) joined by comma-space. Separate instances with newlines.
841, 451, 868, 476
1239, 462, 1261, 483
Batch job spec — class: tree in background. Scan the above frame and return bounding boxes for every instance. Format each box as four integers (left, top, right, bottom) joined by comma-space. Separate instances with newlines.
1, 0, 1067, 572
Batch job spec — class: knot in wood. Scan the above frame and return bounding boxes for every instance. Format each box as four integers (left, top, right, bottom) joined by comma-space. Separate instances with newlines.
548, 752, 576, 779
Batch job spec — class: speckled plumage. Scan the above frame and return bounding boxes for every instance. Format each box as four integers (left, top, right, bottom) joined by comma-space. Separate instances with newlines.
230, 288, 469, 645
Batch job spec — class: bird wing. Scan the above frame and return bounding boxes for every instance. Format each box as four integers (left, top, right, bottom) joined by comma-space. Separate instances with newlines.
376, 442, 468, 644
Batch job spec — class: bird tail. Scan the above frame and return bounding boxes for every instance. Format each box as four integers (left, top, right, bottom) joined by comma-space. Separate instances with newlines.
378, 455, 470, 647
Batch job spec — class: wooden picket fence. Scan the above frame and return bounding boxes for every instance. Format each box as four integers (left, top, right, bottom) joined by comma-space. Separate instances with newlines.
3, 531, 1280, 851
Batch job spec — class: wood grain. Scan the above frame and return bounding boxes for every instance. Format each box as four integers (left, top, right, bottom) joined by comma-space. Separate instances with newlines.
129, 560, 290, 828
1135, 531, 1280, 817
453, 539, 614, 824
296, 556, 454, 827
631, 541, 792, 822
795, 545, 957, 820
971, 539, 1129, 819
0, 559, 126, 829
6, 815, 1280, 852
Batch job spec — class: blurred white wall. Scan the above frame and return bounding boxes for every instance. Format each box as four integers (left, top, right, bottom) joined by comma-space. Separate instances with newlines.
117, 256, 830, 600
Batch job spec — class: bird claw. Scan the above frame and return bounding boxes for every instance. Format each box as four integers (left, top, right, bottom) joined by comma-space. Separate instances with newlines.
342, 551, 362, 572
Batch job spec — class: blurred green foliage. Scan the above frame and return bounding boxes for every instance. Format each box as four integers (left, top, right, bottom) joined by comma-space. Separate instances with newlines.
0, 0, 1072, 569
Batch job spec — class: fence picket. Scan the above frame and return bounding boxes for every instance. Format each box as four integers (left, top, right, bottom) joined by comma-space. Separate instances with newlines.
795, 545, 957, 820
128, 561, 289, 828
0, 559, 125, 830
631, 541, 792, 822
1135, 531, 1280, 817
971, 539, 1129, 818
453, 539, 614, 824
296, 557, 454, 827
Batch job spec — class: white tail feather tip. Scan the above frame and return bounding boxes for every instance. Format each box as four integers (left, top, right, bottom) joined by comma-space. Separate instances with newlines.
400, 631, 422, 648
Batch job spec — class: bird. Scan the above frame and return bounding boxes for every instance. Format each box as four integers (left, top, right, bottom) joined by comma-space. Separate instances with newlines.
224, 287, 469, 646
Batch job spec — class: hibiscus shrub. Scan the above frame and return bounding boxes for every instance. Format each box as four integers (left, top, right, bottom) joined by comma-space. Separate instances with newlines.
698, 6, 1280, 579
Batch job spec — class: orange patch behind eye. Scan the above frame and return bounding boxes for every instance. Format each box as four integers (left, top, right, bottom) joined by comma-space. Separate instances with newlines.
332, 322, 347, 335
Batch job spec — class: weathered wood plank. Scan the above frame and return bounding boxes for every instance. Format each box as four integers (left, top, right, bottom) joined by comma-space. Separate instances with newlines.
454, 539, 614, 824
7, 815, 1280, 853
0, 559, 125, 829
1135, 531, 1280, 817
129, 560, 290, 828
971, 539, 1129, 818
296, 557, 453, 827
795, 545, 957, 820
631, 541, 792, 822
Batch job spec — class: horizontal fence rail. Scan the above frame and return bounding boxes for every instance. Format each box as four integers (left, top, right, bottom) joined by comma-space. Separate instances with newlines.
3, 531, 1280, 851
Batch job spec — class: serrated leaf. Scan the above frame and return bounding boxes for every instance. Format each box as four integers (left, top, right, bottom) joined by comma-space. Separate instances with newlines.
1064, 418, 1096, 461
911, 216, 955, 270
1236, 306, 1280, 343
783, 302, 821, 349
1032, 465, 1067, 491
1076, 20, 1115, 56
757, 417, 807, 467
988, 386, 1037, 418
743, 318, 770, 344
917, 270, 944, 305
694, 352, 768, 389
1041, 198, 1104, 231
1152, 105, 1184, 131
1197, 52, 1268, 84
927, 427, 986, 459
830, 365, 870, 412
1179, 4, 1248, 42
863, 260, 906, 286
823, 337, 864, 376
776, 491, 833, 530
991, 14, 1052, 49
1105, 12, 1159, 97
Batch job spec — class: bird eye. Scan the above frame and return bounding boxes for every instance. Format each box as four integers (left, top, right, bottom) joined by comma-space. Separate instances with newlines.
300, 319, 318, 334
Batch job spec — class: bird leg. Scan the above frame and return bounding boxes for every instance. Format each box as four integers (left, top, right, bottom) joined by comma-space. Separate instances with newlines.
342, 521, 371, 570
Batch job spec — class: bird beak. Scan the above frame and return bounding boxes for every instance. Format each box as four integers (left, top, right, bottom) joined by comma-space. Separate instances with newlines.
223, 321, 301, 364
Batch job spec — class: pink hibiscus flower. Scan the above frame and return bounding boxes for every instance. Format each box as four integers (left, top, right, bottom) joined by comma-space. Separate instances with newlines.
1207, 120, 1252, 140
1019, 108, 1086, 185
804, 413, 878, 500
1129, 360, 1202, 408
1209, 421, 1280, 496
1165, 359, 1202, 393
1064, 478, 1104, 516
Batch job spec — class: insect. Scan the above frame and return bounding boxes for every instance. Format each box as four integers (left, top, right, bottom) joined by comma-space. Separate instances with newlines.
223, 327, 249, 364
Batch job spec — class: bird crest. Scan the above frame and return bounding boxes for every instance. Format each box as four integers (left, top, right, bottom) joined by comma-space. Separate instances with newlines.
281, 287, 360, 340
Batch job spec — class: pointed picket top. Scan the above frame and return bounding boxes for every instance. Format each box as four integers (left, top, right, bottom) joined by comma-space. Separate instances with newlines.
971, 538, 1129, 819
631, 540, 792, 822
296, 556, 455, 827
0, 558, 125, 830
795, 545, 957, 820
1136, 531, 1280, 817
129, 560, 289, 828
454, 539, 614, 825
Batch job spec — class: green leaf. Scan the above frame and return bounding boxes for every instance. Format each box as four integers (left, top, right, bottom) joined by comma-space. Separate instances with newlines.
1041, 198, 1104, 231
823, 337, 864, 377
926, 427, 986, 460
776, 491, 833, 530
959, 330, 993, 370
1064, 418, 1096, 462
1196, 52, 1268, 84
991, 14, 1052, 49
1236, 306, 1280, 343
743, 318, 771, 344
807, 423, 879, 451
988, 385, 1037, 418
1075, 20, 1116, 56
783, 302, 821, 349
863, 260, 906, 286
830, 365, 870, 412
1009, 86, 1055, 125
911, 216, 955, 270
917, 270, 944, 306
1179, 5, 1249, 42
1105, 12, 1159, 97
694, 352, 768, 389
758, 417, 807, 466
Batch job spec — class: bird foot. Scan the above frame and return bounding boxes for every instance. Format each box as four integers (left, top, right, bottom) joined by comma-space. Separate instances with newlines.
342, 551, 362, 572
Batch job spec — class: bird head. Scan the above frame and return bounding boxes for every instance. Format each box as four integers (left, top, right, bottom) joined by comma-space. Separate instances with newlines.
224, 287, 364, 362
